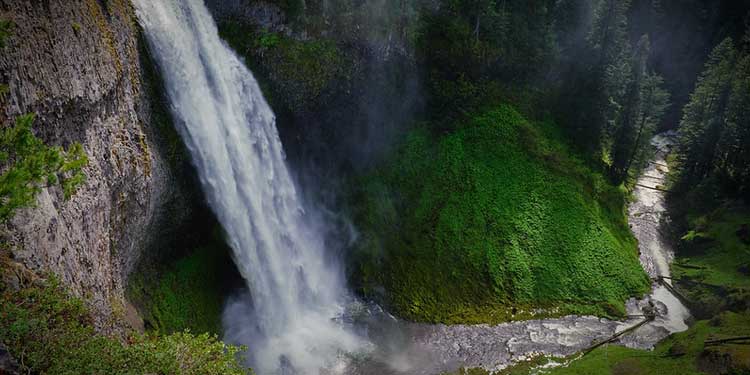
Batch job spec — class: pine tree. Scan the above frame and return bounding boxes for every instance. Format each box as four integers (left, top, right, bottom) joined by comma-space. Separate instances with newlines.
611, 35, 649, 181
611, 35, 670, 183
678, 38, 737, 184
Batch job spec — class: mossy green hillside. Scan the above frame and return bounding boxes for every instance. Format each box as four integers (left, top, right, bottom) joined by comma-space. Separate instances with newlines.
351, 105, 649, 324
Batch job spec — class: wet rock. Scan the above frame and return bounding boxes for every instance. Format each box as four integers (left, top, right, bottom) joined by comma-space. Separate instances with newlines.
0, 344, 20, 375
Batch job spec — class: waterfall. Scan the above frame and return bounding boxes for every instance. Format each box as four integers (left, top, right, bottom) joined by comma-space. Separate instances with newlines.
132, 1, 365, 373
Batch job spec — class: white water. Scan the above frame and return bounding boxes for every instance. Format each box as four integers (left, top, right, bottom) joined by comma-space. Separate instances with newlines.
132, 1, 365, 373
133, 1, 690, 373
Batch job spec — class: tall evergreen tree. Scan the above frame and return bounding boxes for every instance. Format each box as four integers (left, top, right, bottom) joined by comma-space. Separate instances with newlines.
611, 36, 671, 183
557, 0, 633, 156
678, 38, 737, 184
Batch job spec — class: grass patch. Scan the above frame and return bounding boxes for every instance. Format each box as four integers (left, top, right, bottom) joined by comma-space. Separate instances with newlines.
0, 275, 251, 374
673, 205, 750, 290
350, 105, 649, 324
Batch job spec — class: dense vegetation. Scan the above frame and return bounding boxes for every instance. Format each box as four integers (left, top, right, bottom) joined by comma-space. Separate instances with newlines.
0, 111, 250, 373
350, 106, 648, 323
0, 275, 251, 375
212, 0, 749, 328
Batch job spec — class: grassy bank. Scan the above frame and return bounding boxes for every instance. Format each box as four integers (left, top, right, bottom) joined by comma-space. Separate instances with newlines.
0, 274, 250, 374
350, 105, 650, 324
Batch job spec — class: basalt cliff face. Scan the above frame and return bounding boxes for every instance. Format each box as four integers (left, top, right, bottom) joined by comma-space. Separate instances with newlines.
0, 0, 193, 333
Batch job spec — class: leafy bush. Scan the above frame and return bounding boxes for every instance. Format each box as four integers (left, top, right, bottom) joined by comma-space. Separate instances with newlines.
0, 276, 252, 375
351, 105, 649, 323
0, 114, 88, 222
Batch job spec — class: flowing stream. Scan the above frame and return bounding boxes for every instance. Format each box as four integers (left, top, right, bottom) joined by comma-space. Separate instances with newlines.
134, 1, 689, 373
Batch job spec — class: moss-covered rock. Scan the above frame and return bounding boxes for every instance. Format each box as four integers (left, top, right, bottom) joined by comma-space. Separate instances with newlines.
350, 105, 649, 324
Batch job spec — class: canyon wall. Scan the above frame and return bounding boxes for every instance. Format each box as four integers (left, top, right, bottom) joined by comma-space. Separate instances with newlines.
0, 0, 192, 333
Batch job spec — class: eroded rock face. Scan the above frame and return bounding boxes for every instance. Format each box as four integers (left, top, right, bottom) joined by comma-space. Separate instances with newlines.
0, 0, 187, 333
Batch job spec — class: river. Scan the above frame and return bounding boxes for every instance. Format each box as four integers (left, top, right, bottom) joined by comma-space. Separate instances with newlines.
341, 133, 691, 374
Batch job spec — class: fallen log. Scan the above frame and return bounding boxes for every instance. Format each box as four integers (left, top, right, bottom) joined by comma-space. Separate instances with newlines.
656, 276, 692, 307
635, 183, 671, 193
705, 337, 750, 346
583, 316, 654, 355
649, 161, 670, 168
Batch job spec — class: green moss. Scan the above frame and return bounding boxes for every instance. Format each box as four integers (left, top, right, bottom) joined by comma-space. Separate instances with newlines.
0, 276, 252, 375
127, 242, 232, 335
218, 22, 351, 112
0, 19, 12, 48
351, 105, 649, 324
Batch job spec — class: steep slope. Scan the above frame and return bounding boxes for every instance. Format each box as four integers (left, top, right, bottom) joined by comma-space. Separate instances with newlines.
352, 106, 650, 323
0, 0, 193, 332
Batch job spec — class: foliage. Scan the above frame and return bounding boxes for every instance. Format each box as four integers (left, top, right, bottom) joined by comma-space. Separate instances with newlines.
676, 35, 750, 200
556, 0, 635, 160
610, 36, 671, 183
416, 0, 557, 123
0, 276, 252, 375
350, 105, 649, 323
0, 114, 88, 222
127, 245, 230, 335
673, 204, 750, 290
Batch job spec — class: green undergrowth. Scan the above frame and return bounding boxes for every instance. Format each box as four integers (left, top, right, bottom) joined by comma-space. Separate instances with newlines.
0, 275, 251, 374
673, 204, 750, 290
127, 228, 239, 335
350, 104, 649, 324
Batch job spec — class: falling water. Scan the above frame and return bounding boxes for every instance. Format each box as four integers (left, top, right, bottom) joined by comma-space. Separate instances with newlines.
132, 1, 365, 373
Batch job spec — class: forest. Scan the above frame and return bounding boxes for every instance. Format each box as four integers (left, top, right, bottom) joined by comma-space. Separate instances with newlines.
0, 0, 748, 374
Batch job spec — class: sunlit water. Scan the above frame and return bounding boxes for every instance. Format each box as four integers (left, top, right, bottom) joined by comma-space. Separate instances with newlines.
134, 1, 688, 373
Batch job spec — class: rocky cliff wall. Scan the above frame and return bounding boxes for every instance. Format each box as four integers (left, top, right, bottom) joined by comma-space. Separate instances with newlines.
0, 0, 191, 333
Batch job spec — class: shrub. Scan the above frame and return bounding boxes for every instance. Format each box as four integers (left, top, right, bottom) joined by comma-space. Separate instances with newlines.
0, 276, 252, 375
0, 114, 88, 222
